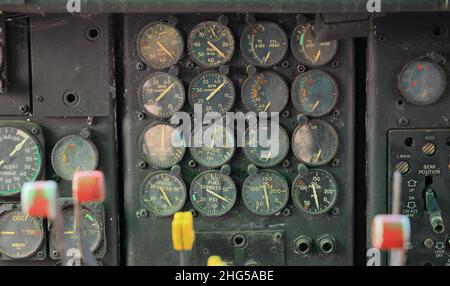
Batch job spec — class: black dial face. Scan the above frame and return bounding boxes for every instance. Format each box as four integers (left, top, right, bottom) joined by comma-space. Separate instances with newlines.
292, 120, 339, 166
240, 22, 288, 67
291, 23, 338, 67
241, 71, 289, 114
137, 22, 184, 70
0, 126, 42, 196
51, 135, 99, 181
243, 122, 289, 168
140, 72, 185, 118
141, 171, 187, 217
0, 209, 44, 259
242, 170, 289, 216
190, 170, 237, 217
190, 124, 235, 168
188, 21, 235, 68
398, 59, 446, 106
292, 169, 338, 214
188, 71, 235, 114
291, 70, 339, 117
139, 124, 186, 169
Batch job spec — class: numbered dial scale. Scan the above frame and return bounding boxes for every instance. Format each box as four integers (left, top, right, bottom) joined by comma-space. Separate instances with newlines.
0, 209, 44, 259
242, 169, 289, 216
188, 21, 235, 68
0, 126, 42, 196
292, 119, 339, 166
240, 22, 288, 67
292, 169, 338, 214
291, 22, 338, 67
140, 72, 185, 118
190, 170, 237, 217
141, 171, 187, 217
137, 22, 184, 70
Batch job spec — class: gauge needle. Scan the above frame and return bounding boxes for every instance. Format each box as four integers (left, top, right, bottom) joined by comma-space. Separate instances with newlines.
263, 185, 270, 210
209, 27, 218, 39
156, 82, 176, 102
262, 51, 270, 64
311, 100, 320, 112
156, 41, 175, 58
205, 188, 231, 203
312, 149, 322, 162
206, 82, 225, 101
9, 138, 27, 157
64, 230, 75, 235
207, 41, 225, 58
314, 50, 321, 63
302, 88, 308, 97
263, 101, 271, 112
311, 182, 320, 210
159, 187, 173, 208
0, 231, 15, 235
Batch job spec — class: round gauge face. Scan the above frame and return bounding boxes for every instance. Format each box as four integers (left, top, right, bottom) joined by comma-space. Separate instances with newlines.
188, 21, 235, 68
139, 123, 186, 169
141, 171, 187, 217
0, 210, 44, 259
241, 71, 289, 114
291, 70, 339, 117
51, 135, 99, 181
188, 71, 235, 114
240, 22, 288, 67
292, 169, 338, 214
291, 23, 338, 67
140, 72, 185, 118
137, 22, 184, 70
0, 127, 42, 196
190, 170, 237, 217
50, 207, 102, 252
398, 59, 446, 106
242, 170, 289, 216
292, 120, 339, 166
243, 122, 289, 168
190, 124, 235, 168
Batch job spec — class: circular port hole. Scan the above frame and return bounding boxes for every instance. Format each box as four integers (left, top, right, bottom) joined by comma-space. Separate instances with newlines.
232, 234, 247, 248
404, 137, 414, 147
434, 224, 444, 233
321, 242, 333, 253
430, 24, 447, 40
62, 91, 80, 107
297, 242, 310, 254
86, 26, 102, 42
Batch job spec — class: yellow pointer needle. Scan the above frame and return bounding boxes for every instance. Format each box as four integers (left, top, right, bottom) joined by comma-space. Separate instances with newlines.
207, 41, 225, 58
156, 82, 176, 102
160, 187, 173, 208
64, 231, 75, 235
205, 188, 231, 203
263, 185, 270, 210
312, 149, 322, 162
302, 88, 308, 97
311, 100, 320, 112
263, 101, 271, 112
262, 51, 271, 64
206, 82, 225, 101
311, 182, 320, 210
314, 50, 321, 63
157, 41, 175, 58
0, 231, 16, 235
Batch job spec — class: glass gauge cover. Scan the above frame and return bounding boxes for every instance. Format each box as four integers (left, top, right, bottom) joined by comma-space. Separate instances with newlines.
0, 126, 42, 196
190, 124, 235, 168
241, 71, 289, 114
291, 70, 339, 117
242, 169, 289, 216
188, 21, 235, 68
141, 171, 187, 217
140, 72, 185, 118
292, 119, 339, 166
137, 22, 184, 70
139, 123, 186, 169
51, 135, 99, 181
291, 23, 338, 67
0, 209, 44, 259
243, 121, 289, 168
398, 59, 446, 106
190, 170, 237, 217
188, 71, 235, 114
240, 22, 288, 67
292, 169, 338, 214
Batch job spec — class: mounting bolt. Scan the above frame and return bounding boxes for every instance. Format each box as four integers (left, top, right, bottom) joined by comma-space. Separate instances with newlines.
136, 62, 145, 70
31, 128, 40, 135
137, 112, 145, 121
398, 117, 409, 126
137, 161, 147, 169
18, 105, 29, 114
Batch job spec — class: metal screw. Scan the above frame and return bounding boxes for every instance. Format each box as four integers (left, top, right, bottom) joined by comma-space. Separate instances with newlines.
281, 208, 291, 217
36, 96, 44, 102
281, 60, 290, 68
188, 160, 197, 168
136, 62, 145, 70
282, 160, 290, 168
331, 158, 340, 167
137, 112, 145, 121
331, 60, 340, 68
31, 128, 39, 135
424, 238, 434, 249
398, 117, 409, 126
332, 108, 341, 117
18, 105, 29, 114
137, 161, 147, 169
297, 65, 306, 73
273, 232, 283, 241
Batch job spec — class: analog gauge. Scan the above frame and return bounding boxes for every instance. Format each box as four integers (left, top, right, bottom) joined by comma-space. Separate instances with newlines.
137, 22, 184, 70
140, 72, 185, 118
188, 71, 235, 114
241, 71, 289, 114
188, 21, 235, 68
190, 124, 235, 168
240, 22, 288, 67
291, 23, 338, 67
291, 70, 339, 117
0, 209, 44, 259
190, 170, 237, 217
0, 126, 42, 196
51, 135, 99, 181
50, 207, 102, 252
292, 119, 339, 166
141, 171, 187, 217
242, 169, 289, 216
398, 59, 446, 105
243, 121, 289, 168
139, 123, 186, 169
292, 169, 338, 214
